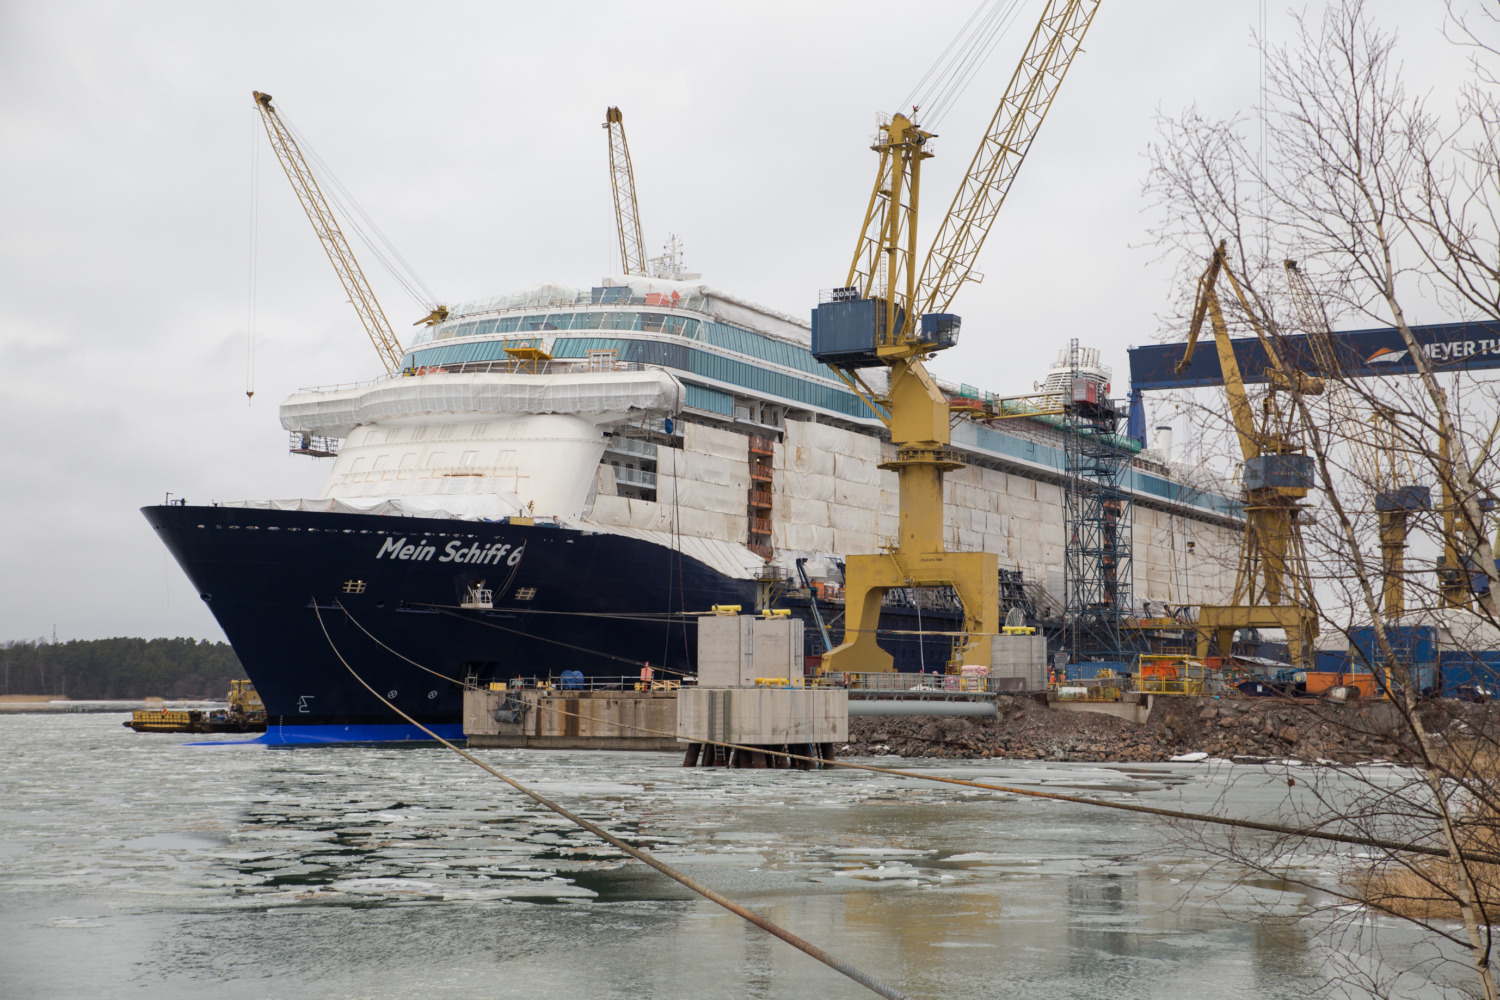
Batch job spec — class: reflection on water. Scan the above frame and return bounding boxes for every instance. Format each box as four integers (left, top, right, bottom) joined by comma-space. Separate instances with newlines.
0, 715, 1465, 999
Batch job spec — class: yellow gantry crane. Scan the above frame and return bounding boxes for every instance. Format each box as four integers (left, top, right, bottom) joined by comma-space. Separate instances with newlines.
253, 91, 444, 374
1284, 260, 1431, 619
603, 107, 649, 277
1176, 243, 1321, 667
816, 0, 1101, 675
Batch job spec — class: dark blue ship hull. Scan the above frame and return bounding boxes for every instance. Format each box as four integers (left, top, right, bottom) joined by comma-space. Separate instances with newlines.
144, 504, 960, 743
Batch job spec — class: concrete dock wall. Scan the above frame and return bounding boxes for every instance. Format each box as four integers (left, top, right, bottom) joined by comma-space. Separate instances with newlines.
464, 688, 679, 749
677, 687, 848, 745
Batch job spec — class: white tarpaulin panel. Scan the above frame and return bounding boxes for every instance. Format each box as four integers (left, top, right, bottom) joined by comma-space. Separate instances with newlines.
674, 478, 751, 516
684, 422, 749, 462
282, 369, 684, 439
681, 452, 749, 490
779, 471, 837, 502
589, 494, 631, 527
219, 494, 524, 519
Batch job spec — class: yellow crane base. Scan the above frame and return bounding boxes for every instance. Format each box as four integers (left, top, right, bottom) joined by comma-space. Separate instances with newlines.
1194, 604, 1318, 668
819, 549, 998, 675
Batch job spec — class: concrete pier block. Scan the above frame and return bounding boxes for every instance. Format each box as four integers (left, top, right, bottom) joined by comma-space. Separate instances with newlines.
677, 687, 848, 746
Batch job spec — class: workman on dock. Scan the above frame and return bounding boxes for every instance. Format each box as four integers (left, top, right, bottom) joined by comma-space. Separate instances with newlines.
640, 662, 654, 689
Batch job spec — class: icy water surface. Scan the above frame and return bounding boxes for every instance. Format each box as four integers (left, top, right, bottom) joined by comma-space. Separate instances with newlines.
0, 714, 1464, 998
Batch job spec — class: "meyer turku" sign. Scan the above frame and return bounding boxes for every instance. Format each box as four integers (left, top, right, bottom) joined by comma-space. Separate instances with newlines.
1128, 320, 1500, 392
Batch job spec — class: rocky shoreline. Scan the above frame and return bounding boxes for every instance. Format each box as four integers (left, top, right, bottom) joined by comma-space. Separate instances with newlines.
844, 694, 1427, 763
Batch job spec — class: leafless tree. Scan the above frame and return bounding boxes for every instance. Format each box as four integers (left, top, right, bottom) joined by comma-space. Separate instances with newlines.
1143, 2, 1500, 996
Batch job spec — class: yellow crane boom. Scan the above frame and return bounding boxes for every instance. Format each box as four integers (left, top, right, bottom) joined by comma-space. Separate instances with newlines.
1176, 242, 1320, 666
252, 91, 405, 374
1284, 259, 1430, 618
603, 107, 648, 277
916, 0, 1100, 317
816, 0, 1100, 676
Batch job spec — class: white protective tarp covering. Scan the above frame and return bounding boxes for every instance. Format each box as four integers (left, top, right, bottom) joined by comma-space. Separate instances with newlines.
571, 520, 766, 581
281, 369, 683, 439
219, 494, 524, 519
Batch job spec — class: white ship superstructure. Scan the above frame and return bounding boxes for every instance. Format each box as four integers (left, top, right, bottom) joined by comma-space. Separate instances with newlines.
278, 275, 1242, 609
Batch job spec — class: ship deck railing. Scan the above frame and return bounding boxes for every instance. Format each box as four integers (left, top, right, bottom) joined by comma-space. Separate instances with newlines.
501, 675, 686, 693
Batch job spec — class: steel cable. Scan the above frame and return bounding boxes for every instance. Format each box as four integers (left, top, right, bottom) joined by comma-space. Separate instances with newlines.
511, 686, 1500, 868
327, 601, 1494, 866
312, 602, 914, 1000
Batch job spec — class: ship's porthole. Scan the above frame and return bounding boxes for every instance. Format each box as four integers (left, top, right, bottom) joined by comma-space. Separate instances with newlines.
387, 689, 398, 699
427, 690, 437, 699
200, 593, 211, 602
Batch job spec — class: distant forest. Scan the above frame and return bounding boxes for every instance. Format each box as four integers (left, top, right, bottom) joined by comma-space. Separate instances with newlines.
0, 638, 246, 699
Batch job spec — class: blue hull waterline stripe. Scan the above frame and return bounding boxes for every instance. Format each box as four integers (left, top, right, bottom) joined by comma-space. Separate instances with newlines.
259, 723, 467, 745
186, 723, 467, 747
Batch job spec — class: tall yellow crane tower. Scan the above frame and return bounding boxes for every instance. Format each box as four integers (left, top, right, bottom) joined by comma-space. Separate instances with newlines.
253, 91, 444, 375
816, 0, 1101, 675
603, 107, 649, 277
1177, 243, 1321, 667
1284, 260, 1431, 619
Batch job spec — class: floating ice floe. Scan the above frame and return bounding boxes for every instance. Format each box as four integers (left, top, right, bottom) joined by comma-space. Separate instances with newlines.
1168, 752, 1209, 762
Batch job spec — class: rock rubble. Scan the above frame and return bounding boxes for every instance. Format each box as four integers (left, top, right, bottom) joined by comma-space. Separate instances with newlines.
844, 694, 1425, 763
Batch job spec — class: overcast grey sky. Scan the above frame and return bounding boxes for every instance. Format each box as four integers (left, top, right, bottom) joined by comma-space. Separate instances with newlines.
0, 0, 1473, 642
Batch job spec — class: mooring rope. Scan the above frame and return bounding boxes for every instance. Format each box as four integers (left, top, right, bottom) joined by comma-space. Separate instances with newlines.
329, 600, 1500, 867
431, 607, 696, 678
515, 691, 1500, 867
311, 602, 913, 1000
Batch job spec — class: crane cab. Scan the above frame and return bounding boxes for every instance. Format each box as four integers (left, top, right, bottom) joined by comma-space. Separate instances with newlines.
810, 292, 960, 368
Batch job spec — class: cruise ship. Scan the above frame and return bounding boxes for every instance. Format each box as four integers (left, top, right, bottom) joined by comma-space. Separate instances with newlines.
144, 269, 1244, 743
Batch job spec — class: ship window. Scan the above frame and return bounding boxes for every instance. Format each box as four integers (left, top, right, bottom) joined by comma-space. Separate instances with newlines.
372, 455, 390, 471
520, 314, 561, 331
496, 316, 519, 333
348, 457, 369, 474
473, 424, 489, 437
461, 451, 478, 466
399, 453, 417, 469
577, 312, 606, 330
